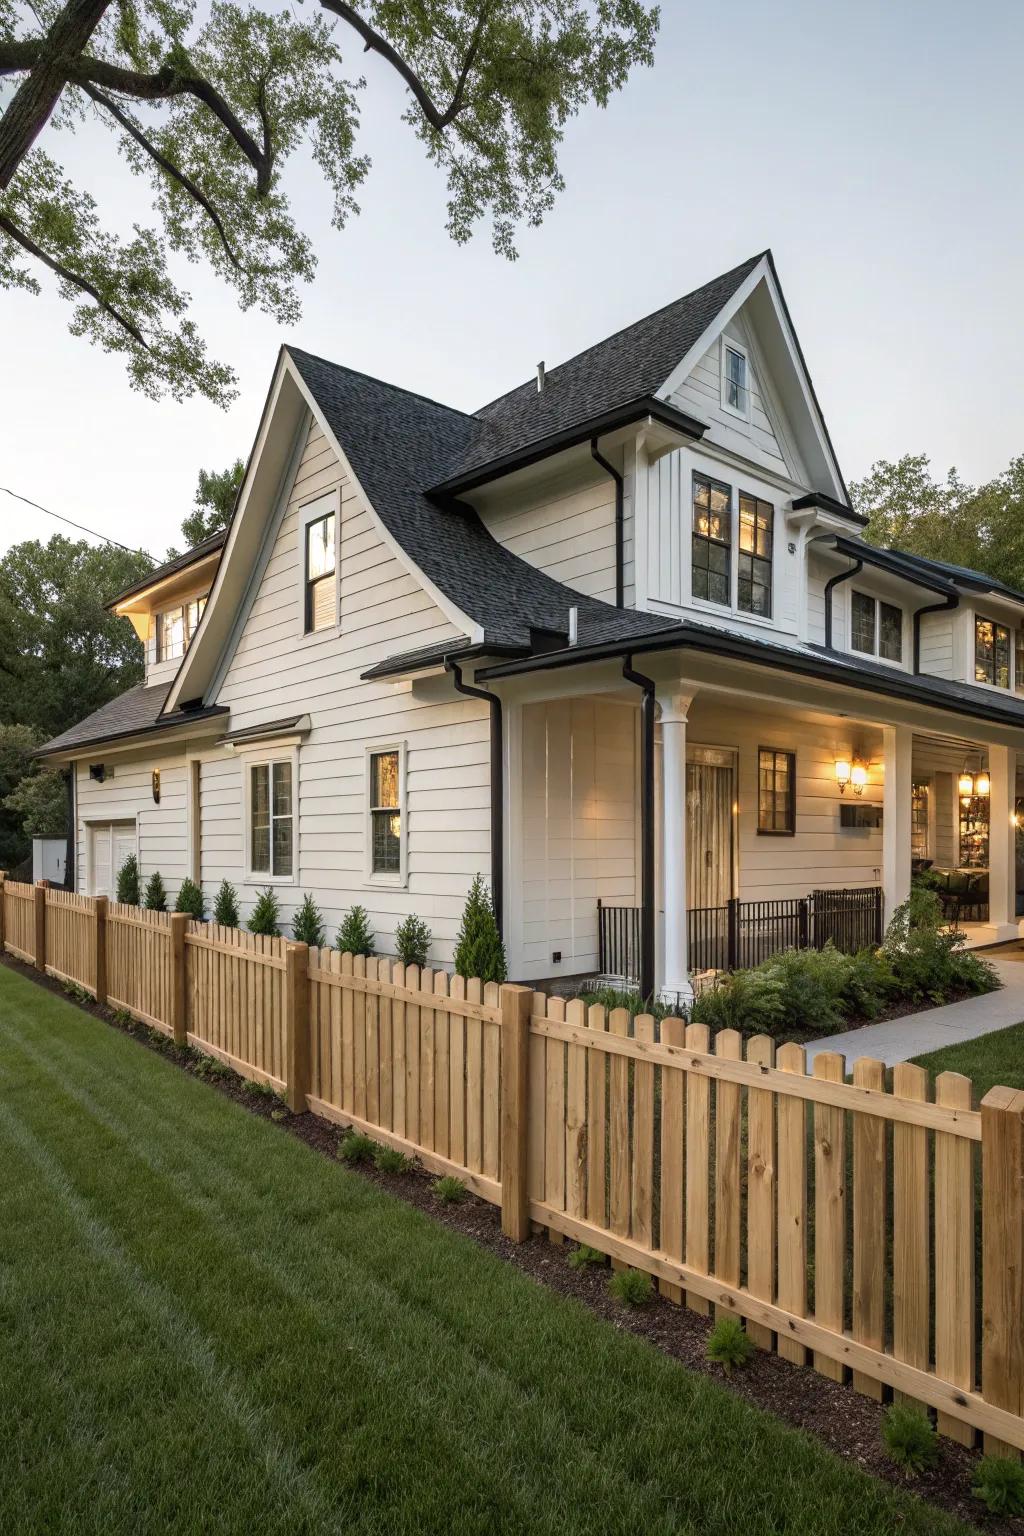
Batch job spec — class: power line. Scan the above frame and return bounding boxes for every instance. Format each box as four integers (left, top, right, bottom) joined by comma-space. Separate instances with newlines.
0, 485, 153, 557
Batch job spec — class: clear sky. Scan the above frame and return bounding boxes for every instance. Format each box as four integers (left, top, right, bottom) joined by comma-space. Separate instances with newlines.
2, 0, 1022, 560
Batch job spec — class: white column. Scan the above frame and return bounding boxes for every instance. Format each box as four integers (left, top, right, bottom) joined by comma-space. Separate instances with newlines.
658, 691, 694, 1004
987, 744, 1019, 939
882, 723, 913, 926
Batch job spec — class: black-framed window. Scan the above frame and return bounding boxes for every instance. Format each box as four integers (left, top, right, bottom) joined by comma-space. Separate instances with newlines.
304, 512, 336, 633
851, 591, 902, 662
369, 749, 401, 875
250, 760, 293, 877
757, 747, 795, 835
692, 474, 731, 606
154, 596, 206, 663
738, 493, 773, 616
975, 616, 1011, 688
1016, 631, 1024, 696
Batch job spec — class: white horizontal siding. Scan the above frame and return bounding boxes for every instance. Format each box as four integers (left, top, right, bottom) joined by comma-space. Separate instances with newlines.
918, 611, 955, 678
478, 463, 616, 603
76, 749, 189, 899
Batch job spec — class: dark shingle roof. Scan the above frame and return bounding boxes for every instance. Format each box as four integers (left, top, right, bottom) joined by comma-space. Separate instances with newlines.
37, 684, 226, 757
105, 529, 227, 609
885, 549, 1024, 608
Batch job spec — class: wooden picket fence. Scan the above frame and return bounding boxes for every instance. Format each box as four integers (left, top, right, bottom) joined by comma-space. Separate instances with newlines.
3, 874, 1024, 1453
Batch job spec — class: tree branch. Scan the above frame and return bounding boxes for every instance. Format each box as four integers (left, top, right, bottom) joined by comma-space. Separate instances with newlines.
82, 84, 245, 272
0, 210, 151, 351
0, 0, 110, 188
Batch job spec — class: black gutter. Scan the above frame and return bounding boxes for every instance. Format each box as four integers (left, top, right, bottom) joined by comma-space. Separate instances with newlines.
791, 490, 867, 527
591, 438, 625, 608
824, 553, 862, 649
361, 640, 525, 682
830, 535, 956, 599
446, 659, 504, 942
428, 396, 706, 500
63, 767, 75, 891
913, 592, 960, 673
621, 656, 656, 1002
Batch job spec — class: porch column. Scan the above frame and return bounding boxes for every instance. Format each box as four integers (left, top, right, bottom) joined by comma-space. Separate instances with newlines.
988, 745, 1019, 939
882, 723, 913, 925
658, 691, 694, 1004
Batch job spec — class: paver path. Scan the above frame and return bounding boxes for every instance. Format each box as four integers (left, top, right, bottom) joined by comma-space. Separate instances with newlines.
805, 954, 1024, 1068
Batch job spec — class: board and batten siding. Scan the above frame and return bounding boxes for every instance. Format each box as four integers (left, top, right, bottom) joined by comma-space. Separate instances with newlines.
477, 461, 618, 604
75, 748, 189, 897
208, 413, 490, 963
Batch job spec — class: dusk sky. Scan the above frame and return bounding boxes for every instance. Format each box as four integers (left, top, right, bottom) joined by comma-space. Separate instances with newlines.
2, 0, 1021, 559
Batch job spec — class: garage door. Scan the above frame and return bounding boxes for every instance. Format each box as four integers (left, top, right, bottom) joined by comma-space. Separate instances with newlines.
89, 821, 137, 899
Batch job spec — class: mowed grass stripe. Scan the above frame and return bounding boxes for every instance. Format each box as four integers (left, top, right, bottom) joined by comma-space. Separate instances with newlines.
0, 965, 973, 1536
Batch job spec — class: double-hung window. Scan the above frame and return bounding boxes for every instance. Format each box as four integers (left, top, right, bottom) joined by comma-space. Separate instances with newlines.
154, 597, 206, 663
722, 341, 749, 418
249, 760, 294, 878
692, 474, 731, 605
692, 474, 775, 615
738, 494, 773, 617
757, 748, 795, 835
851, 592, 903, 663
304, 511, 336, 633
368, 747, 404, 881
975, 616, 1011, 688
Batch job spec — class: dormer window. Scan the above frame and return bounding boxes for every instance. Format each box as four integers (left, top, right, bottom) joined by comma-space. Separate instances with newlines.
851, 591, 902, 663
692, 474, 731, 605
721, 339, 749, 419
153, 595, 206, 663
975, 616, 1011, 689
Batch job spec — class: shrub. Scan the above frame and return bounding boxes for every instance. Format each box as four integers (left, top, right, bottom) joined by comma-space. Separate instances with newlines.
690, 966, 785, 1037
759, 945, 853, 1033
972, 1456, 1024, 1516
213, 879, 240, 927
880, 1403, 938, 1475
707, 1316, 755, 1372
248, 888, 281, 937
116, 853, 140, 905
432, 1175, 468, 1203
242, 1078, 276, 1100
143, 871, 167, 912
840, 946, 896, 1019
453, 874, 507, 983
395, 913, 432, 968
567, 1243, 606, 1270
884, 888, 997, 1004
373, 1146, 413, 1174
337, 1132, 376, 1165
175, 877, 205, 920
292, 893, 326, 949
337, 904, 376, 957
608, 1268, 652, 1306
574, 986, 674, 1022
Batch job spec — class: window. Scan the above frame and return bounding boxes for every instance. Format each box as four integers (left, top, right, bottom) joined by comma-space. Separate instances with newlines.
368, 747, 403, 879
738, 494, 773, 617
975, 616, 1011, 688
304, 511, 336, 633
959, 790, 989, 868
757, 748, 795, 835
249, 760, 293, 877
692, 474, 731, 606
1016, 631, 1024, 695
911, 781, 930, 861
722, 341, 749, 417
850, 592, 902, 663
153, 597, 206, 663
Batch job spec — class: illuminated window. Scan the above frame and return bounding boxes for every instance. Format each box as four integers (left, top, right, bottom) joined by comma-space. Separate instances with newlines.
738, 493, 773, 617
692, 474, 731, 606
851, 592, 902, 662
975, 616, 1011, 688
368, 747, 404, 880
305, 512, 336, 633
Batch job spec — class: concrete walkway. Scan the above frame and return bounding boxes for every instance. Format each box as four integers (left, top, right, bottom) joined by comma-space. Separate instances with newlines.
804, 955, 1024, 1068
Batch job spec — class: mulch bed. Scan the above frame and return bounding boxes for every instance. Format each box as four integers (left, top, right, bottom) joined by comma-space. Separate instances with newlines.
4, 952, 1018, 1535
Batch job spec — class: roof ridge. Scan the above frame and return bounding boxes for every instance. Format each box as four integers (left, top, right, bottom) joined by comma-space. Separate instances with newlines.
473, 252, 768, 416
285, 345, 479, 424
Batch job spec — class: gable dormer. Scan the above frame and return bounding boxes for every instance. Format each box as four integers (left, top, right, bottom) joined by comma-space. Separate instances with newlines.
108, 531, 225, 688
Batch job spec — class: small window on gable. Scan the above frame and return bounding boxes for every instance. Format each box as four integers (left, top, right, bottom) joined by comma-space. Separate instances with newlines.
851, 591, 902, 663
305, 511, 336, 633
721, 340, 749, 419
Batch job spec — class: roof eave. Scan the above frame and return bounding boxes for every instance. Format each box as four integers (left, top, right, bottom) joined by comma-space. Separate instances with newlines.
36, 705, 229, 763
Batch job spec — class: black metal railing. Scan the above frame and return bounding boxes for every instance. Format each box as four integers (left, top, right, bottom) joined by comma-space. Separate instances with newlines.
598, 886, 884, 981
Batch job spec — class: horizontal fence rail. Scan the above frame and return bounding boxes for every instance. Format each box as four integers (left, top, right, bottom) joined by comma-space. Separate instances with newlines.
3, 874, 1024, 1453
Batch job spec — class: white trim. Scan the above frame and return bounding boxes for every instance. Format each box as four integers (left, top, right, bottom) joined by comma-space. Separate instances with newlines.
363, 740, 407, 889
688, 463, 779, 621
297, 488, 340, 638
241, 747, 299, 887
719, 336, 751, 422
86, 818, 138, 900
847, 588, 908, 670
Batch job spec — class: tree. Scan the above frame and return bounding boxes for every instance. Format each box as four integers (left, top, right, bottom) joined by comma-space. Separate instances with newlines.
292, 892, 326, 948
453, 872, 505, 982
0, 722, 64, 866
0, 534, 151, 738
116, 851, 140, 904
0, 2, 659, 404
175, 875, 205, 918
181, 459, 244, 547
395, 912, 431, 967
2, 763, 66, 840
336, 903, 375, 956
247, 885, 280, 935
143, 869, 167, 910
213, 878, 240, 926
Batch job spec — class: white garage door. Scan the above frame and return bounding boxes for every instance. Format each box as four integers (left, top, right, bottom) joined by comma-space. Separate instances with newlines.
89, 821, 137, 899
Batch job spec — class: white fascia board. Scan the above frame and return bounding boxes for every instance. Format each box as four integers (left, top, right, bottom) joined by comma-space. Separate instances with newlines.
658, 258, 769, 403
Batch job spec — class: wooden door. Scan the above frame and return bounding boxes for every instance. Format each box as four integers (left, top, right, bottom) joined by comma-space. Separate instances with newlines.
685, 761, 734, 909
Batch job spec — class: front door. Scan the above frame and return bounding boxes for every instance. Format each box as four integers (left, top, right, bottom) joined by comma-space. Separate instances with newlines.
685, 755, 735, 910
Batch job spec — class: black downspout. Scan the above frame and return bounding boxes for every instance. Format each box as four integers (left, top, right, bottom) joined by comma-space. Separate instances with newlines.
591, 438, 624, 608
622, 655, 656, 1001
912, 592, 959, 673
447, 659, 503, 940
63, 767, 75, 890
824, 556, 862, 649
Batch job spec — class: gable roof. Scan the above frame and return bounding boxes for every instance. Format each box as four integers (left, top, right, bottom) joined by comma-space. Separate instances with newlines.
105, 529, 227, 610
36, 683, 227, 759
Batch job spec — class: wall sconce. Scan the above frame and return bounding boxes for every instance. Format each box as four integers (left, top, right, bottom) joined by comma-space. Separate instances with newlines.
152, 769, 161, 804
975, 769, 991, 797
834, 757, 852, 794
835, 757, 867, 796
850, 761, 868, 796
958, 769, 975, 798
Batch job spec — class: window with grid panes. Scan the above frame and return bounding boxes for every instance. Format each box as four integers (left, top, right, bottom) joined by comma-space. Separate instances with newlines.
851, 591, 902, 662
692, 474, 731, 606
911, 781, 930, 860
249, 760, 293, 877
304, 512, 336, 633
757, 747, 795, 835
369, 750, 401, 875
738, 493, 772, 616
976, 616, 1011, 688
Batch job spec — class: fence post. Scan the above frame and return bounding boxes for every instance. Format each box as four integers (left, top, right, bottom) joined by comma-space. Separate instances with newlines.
981, 1085, 1024, 1456
34, 880, 48, 972
798, 898, 810, 950
0, 870, 6, 953
170, 913, 188, 1048
726, 897, 738, 970
500, 983, 533, 1240
284, 941, 310, 1114
94, 896, 108, 1006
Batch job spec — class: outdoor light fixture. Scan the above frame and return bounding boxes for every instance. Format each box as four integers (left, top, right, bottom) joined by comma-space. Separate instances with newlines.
958, 769, 975, 798
834, 757, 852, 793
975, 769, 991, 797
835, 756, 868, 795
850, 761, 868, 796
152, 768, 161, 804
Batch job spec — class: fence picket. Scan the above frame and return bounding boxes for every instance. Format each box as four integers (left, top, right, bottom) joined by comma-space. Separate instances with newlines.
813, 1051, 846, 1381
935, 1070, 975, 1446
482, 983, 501, 1181
659, 1017, 686, 1303
433, 970, 449, 1159
746, 1034, 775, 1350
565, 999, 587, 1225
391, 961, 407, 1137
852, 1056, 887, 1399
608, 1007, 631, 1266
714, 1029, 742, 1317
631, 1014, 655, 1248
448, 975, 466, 1166
684, 1020, 711, 1315
893, 1061, 931, 1409
585, 1003, 607, 1228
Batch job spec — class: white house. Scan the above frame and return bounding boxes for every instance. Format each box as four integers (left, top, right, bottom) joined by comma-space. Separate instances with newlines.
39, 252, 1024, 998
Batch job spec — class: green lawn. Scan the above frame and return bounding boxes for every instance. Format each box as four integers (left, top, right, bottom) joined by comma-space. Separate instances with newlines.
911, 1020, 1024, 1102
0, 965, 975, 1536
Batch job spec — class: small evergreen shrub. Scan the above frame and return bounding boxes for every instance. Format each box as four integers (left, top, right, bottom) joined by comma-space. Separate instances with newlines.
707, 1316, 755, 1372
248, 887, 281, 937
373, 1146, 413, 1174
395, 913, 432, 968
175, 877, 205, 920
116, 853, 140, 905
690, 966, 785, 1037
880, 1403, 938, 1475
337, 1132, 376, 1165
972, 1456, 1024, 1516
336, 904, 376, 957
242, 1078, 277, 1099
143, 871, 167, 912
453, 874, 507, 983
432, 1175, 467, 1203
608, 1268, 653, 1306
567, 1243, 606, 1270
213, 879, 240, 927
884, 888, 997, 1003
292, 893, 326, 949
